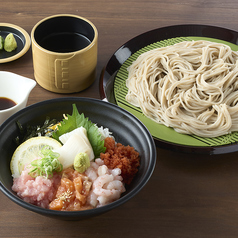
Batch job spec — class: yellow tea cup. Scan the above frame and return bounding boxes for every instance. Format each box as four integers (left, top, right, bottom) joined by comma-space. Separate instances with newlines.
31, 14, 98, 93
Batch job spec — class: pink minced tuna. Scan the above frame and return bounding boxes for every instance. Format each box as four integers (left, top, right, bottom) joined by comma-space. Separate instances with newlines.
12, 169, 61, 208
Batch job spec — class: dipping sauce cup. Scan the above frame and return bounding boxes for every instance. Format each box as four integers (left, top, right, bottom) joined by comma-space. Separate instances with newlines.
0, 71, 36, 125
31, 14, 98, 93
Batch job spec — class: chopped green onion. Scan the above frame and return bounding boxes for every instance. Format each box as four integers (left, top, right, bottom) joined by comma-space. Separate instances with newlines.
29, 147, 63, 178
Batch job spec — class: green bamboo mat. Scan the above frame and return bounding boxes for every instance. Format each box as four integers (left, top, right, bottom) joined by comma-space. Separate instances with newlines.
114, 36, 238, 147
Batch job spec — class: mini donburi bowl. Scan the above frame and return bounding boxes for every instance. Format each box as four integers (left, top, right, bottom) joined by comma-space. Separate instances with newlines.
0, 97, 156, 220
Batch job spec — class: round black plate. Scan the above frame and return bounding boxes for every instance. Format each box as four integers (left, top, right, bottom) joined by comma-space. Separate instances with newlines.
100, 24, 238, 155
0, 23, 31, 63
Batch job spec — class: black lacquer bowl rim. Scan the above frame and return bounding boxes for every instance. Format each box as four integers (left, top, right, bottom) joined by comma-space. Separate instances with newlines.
0, 97, 156, 220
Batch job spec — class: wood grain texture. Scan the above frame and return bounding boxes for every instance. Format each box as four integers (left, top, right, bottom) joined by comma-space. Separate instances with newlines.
1, 0, 238, 237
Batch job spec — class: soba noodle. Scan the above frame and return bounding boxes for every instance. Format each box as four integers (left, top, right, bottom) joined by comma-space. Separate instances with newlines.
125, 40, 238, 137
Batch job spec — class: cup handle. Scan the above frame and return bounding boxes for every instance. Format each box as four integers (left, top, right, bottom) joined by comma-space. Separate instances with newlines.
54, 54, 75, 89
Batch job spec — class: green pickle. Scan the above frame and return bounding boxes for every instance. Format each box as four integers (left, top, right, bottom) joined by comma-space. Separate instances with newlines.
4, 33, 17, 52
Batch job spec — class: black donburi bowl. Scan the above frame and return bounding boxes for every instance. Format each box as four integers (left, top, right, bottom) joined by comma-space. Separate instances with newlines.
0, 97, 156, 220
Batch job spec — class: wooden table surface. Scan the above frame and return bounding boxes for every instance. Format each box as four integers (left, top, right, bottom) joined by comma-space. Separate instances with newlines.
2, 0, 238, 237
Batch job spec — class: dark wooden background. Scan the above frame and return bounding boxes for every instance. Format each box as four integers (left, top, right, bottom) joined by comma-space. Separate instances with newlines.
1, 0, 238, 237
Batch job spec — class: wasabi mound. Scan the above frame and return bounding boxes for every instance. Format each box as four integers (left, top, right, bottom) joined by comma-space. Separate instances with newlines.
0, 36, 4, 50
4, 33, 17, 52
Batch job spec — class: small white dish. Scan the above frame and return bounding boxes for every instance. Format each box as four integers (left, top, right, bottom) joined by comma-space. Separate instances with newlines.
0, 71, 36, 125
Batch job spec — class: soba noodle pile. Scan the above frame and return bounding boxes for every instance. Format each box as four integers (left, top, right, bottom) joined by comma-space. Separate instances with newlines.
125, 40, 238, 137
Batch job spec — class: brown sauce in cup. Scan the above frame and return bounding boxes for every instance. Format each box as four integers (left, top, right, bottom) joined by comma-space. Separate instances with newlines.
0, 97, 17, 110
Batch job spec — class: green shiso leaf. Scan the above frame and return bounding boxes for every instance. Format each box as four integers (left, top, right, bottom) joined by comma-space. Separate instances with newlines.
52, 104, 106, 158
